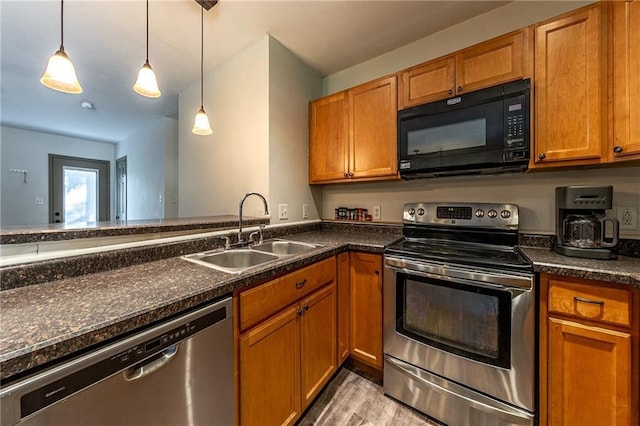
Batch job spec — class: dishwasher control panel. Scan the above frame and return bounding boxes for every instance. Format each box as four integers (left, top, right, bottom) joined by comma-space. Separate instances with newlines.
16, 305, 228, 420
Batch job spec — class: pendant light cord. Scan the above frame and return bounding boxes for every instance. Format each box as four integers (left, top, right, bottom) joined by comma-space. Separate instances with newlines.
200, 5, 204, 108
60, 0, 64, 49
145, 0, 149, 62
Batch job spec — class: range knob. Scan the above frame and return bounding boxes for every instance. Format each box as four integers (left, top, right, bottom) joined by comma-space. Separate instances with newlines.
408, 208, 416, 216
500, 210, 511, 219
475, 209, 485, 218
417, 208, 425, 216
487, 209, 498, 219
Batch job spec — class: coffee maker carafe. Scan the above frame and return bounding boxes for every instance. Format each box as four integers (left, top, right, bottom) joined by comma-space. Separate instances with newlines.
554, 186, 619, 259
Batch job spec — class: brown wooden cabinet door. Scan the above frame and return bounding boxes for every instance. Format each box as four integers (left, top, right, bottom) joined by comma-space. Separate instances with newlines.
240, 306, 301, 426
300, 283, 337, 410
612, 0, 640, 162
309, 91, 348, 183
337, 252, 350, 364
349, 76, 398, 180
455, 28, 531, 95
533, 4, 606, 167
398, 56, 455, 109
349, 252, 382, 369
547, 318, 632, 426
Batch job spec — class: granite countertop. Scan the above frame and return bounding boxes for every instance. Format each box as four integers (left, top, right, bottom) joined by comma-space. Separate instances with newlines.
0, 215, 269, 244
0, 229, 399, 383
521, 246, 640, 287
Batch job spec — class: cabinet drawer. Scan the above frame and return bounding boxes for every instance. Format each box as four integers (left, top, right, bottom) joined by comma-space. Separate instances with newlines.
239, 257, 336, 331
548, 279, 631, 328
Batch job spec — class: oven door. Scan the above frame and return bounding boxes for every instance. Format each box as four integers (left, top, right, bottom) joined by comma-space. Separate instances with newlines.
383, 255, 535, 412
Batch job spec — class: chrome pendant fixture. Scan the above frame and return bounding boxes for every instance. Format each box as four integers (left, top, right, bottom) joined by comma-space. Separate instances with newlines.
133, 0, 161, 98
41, 0, 83, 94
192, 4, 212, 136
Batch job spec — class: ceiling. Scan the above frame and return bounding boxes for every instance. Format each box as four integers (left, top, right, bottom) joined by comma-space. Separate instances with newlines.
0, 0, 509, 143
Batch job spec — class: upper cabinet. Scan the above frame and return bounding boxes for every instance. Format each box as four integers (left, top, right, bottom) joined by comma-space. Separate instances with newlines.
532, 4, 608, 168
398, 28, 532, 110
309, 75, 398, 184
611, 0, 640, 162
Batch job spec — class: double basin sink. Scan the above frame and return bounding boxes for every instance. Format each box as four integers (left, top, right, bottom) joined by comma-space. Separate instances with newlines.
182, 239, 324, 274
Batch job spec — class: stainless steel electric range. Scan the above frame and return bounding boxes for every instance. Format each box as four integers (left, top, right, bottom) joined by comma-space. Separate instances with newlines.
383, 202, 535, 426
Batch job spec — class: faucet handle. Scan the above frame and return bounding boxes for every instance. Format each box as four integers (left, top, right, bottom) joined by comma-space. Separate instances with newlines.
258, 224, 266, 244
220, 235, 231, 250
249, 231, 259, 245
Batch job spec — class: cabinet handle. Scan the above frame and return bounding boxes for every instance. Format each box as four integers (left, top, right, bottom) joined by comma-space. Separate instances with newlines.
613, 146, 623, 154
538, 153, 546, 160
574, 296, 605, 306
448, 89, 453, 95
295, 279, 307, 289
457, 85, 463, 92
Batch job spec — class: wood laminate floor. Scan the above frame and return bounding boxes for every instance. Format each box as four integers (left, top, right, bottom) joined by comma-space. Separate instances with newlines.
298, 368, 441, 426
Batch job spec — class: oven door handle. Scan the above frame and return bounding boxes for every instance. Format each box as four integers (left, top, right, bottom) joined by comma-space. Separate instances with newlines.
385, 356, 534, 422
384, 256, 533, 291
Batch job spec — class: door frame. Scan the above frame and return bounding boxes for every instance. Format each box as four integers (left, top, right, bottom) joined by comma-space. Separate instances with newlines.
49, 154, 111, 224
115, 156, 127, 221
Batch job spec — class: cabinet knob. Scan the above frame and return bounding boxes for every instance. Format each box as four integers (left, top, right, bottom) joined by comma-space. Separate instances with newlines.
348, 172, 354, 177
303, 304, 309, 312
296, 308, 303, 316
343, 172, 348, 177
374, 270, 380, 275
457, 85, 463, 92
538, 153, 546, 160
448, 89, 453, 95
613, 146, 623, 154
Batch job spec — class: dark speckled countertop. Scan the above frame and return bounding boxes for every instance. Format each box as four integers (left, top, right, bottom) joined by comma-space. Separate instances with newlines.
0, 229, 400, 383
521, 247, 640, 287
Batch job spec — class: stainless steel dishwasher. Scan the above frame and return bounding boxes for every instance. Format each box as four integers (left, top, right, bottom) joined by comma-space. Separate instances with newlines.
1, 297, 234, 426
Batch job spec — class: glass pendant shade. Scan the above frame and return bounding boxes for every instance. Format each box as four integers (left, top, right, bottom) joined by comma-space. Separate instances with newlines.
40, 48, 83, 94
133, 61, 161, 98
192, 107, 213, 135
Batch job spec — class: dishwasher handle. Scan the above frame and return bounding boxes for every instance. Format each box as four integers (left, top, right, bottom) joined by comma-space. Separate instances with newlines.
123, 345, 178, 381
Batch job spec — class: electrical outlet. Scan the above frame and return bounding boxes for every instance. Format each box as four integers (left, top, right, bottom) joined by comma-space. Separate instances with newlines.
617, 206, 638, 230
278, 204, 288, 220
372, 205, 381, 220
302, 204, 309, 219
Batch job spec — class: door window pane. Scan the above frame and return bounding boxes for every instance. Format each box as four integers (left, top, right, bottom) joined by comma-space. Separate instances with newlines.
64, 167, 98, 225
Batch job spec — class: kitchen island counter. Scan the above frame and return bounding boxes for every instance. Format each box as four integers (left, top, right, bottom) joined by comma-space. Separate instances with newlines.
0, 228, 400, 383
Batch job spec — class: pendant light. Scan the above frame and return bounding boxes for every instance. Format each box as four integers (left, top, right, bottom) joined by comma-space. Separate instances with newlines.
133, 0, 161, 98
192, 4, 212, 135
40, 0, 83, 94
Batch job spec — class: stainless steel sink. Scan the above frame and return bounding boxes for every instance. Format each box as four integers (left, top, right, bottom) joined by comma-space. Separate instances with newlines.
251, 239, 322, 256
182, 238, 324, 274
182, 249, 280, 274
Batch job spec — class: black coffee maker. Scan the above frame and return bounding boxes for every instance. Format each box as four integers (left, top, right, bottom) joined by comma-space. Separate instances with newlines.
553, 185, 619, 259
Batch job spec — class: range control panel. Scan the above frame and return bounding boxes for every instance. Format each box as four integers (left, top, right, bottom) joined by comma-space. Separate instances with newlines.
403, 202, 519, 230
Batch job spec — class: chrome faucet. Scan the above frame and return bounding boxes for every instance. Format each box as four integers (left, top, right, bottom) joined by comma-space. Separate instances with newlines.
238, 192, 269, 243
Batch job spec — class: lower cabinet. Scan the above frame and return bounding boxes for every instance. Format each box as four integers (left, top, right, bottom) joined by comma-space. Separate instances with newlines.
238, 258, 337, 426
540, 273, 639, 426
349, 252, 383, 369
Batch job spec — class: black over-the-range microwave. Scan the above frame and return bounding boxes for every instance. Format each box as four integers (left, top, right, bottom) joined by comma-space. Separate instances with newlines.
398, 78, 530, 179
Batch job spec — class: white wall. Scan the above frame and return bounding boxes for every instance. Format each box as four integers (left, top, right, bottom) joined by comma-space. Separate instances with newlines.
179, 35, 323, 223
179, 36, 270, 219
323, 0, 594, 94
268, 37, 323, 223
116, 117, 178, 221
0, 126, 115, 226
319, 0, 640, 238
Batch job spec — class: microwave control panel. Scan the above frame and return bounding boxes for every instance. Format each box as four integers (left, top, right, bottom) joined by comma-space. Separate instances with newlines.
504, 94, 527, 149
